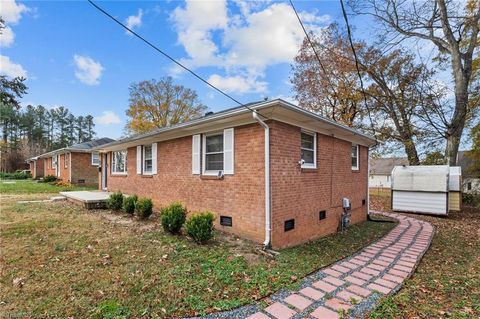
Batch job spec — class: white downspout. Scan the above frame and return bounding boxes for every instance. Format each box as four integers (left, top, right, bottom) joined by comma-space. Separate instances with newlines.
253, 111, 271, 247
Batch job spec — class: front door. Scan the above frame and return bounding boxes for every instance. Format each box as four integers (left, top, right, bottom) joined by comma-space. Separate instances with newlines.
101, 153, 108, 190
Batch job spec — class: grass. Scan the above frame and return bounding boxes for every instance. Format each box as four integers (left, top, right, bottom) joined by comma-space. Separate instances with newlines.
0, 179, 96, 194
369, 191, 480, 319
0, 194, 395, 318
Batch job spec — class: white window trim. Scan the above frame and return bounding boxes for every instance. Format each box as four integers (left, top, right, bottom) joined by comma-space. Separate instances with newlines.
51, 156, 57, 169
352, 144, 359, 171
202, 131, 224, 176
142, 145, 153, 175
91, 152, 100, 166
301, 130, 317, 169
111, 150, 128, 175
64, 153, 68, 168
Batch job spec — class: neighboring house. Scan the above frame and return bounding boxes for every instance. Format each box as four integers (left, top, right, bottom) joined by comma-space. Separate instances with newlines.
33, 138, 114, 185
95, 99, 375, 249
27, 156, 44, 179
369, 157, 409, 188
457, 150, 480, 194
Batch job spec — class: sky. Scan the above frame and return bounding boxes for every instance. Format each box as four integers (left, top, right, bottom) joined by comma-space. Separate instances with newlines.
0, 0, 368, 139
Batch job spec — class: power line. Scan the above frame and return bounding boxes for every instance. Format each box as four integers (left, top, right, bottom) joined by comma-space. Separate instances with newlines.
87, 0, 265, 118
339, 0, 378, 142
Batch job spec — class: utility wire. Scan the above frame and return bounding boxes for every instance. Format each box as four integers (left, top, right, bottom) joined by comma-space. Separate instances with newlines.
339, 0, 378, 141
87, 0, 266, 118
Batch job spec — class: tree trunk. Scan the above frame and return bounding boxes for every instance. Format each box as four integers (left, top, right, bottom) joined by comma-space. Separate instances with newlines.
403, 137, 420, 165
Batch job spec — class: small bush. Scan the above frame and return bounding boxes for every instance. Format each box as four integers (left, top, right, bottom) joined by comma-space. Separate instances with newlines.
43, 175, 57, 183
135, 197, 153, 219
54, 180, 72, 187
0, 171, 31, 180
160, 202, 187, 234
185, 211, 215, 244
123, 195, 138, 214
107, 192, 124, 211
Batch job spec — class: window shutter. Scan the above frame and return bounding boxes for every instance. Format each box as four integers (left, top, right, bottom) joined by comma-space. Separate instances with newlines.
136, 146, 142, 174
223, 128, 234, 174
192, 134, 201, 174
152, 143, 158, 174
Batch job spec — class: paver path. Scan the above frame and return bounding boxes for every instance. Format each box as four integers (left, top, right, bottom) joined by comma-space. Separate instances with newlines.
189, 212, 434, 319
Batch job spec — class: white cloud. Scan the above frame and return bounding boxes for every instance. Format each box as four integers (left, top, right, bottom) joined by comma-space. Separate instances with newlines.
170, 1, 329, 94
0, 0, 29, 48
208, 74, 267, 93
0, 26, 15, 47
125, 9, 143, 34
0, 55, 27, 78
0, 0, 28, 24
73, 54, 104, 85
95, 111, 121, 125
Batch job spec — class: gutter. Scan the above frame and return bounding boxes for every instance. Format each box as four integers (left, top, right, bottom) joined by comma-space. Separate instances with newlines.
252, 111, 271, 248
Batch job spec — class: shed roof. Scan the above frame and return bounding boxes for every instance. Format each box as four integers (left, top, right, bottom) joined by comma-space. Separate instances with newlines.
94, 99, 377, 152
370, 157, 409, 175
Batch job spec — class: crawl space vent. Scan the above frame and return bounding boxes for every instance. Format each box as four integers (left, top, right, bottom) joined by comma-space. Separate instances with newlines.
284, 219, 295, 232
319, 210, 326, 220
220, 216, 232, 227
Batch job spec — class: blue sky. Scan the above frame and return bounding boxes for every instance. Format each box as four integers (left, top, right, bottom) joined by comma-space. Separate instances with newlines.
1, 0, 364, 139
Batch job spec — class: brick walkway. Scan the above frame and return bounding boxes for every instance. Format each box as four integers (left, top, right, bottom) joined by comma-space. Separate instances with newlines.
242, 212, 434, 319
188, 212, 434, 319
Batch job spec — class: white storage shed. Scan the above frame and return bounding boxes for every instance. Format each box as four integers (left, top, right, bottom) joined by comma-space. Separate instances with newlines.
391, 165, 450, 215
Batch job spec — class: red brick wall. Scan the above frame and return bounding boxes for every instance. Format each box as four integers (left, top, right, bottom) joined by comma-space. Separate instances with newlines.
269, 121, 368, 249
104, 123, 266, 243
44, 157, 56, 177
71, 152, 99, 186
31, 160, 44, 179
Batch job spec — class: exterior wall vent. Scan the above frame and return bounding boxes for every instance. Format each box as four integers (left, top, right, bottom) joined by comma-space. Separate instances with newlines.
362, 199, 366, 206
220, 216, 232, 227
319, 210, 326, 220
284, 219, 295, 232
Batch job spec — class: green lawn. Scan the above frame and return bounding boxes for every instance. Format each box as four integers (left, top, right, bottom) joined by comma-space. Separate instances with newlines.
0, 194, 395, 318
369, 194, 480, 319
0, 179, 96, 194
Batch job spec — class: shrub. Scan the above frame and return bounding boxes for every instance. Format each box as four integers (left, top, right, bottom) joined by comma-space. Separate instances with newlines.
463, 193, 480, 208
0, 171, 31, 180
107, 192, 124, 211
43, 175, 57, 183
54, 180, 72, 187
185, 211, 215, 244
135, 197, 153, 219
160, 202, 187, 234
123, 195, 138, 214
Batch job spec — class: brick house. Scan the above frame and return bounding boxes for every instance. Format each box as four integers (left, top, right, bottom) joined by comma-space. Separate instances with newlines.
32, 138, 114, 185
95, 100, 376, 249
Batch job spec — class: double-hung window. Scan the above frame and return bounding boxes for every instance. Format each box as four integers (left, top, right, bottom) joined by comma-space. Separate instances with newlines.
204, 133, 224, 173
300, 131, 316, 168
351, 144, 359, 170
52, 156, 57, 169
91, 152, 99, 166
65, 153, 69, 168
112, 150, 127, 174
143, 145, 153, 174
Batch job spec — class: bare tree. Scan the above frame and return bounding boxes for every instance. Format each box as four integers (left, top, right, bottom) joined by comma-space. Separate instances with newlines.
351, 0, 480, 165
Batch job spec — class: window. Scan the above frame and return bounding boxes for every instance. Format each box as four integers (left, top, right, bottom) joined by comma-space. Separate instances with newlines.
143, 145, 153, 174
91, 152, 100, 166
111, 150, 127, 174
204, 133, 224, 173
351, 144, 359, 170
52, 156, 57, 169
65, 153, 69, 168
301, 131, 316, 168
